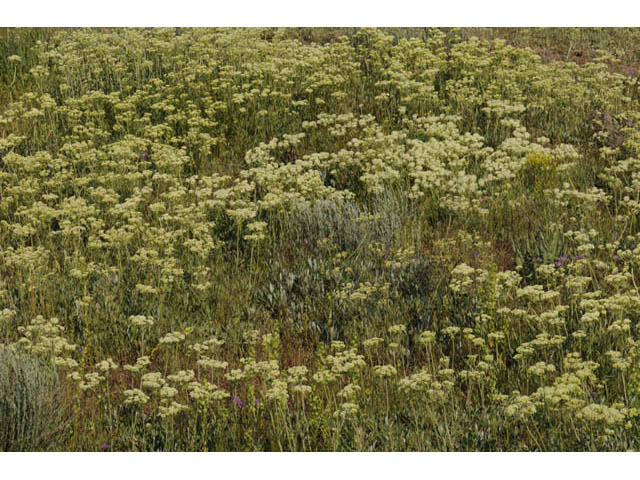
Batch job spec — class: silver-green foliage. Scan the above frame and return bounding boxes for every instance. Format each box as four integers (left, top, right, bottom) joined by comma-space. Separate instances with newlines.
0, 345, 62, 451
284, 190, 413, 253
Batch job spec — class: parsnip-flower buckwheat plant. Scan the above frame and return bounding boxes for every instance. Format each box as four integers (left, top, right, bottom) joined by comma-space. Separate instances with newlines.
2, 26, 640, 451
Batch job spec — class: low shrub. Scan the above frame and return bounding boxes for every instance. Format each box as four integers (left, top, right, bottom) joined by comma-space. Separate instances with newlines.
0, 345, 63, 451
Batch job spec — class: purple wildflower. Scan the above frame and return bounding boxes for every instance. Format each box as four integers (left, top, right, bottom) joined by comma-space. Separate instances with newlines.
613, 254, 619, 260
536, 256, 543, 263
576, 254, 585, 260
140, 151, 152, 161
554, 256, 571, 267
232, 394, 245, 408
100, 442, 110, 451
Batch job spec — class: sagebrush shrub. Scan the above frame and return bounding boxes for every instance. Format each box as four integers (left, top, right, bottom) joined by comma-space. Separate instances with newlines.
0, 345, 63, 451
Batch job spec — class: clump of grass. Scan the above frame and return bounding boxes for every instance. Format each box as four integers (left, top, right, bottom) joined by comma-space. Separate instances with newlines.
0, 345, 63, 451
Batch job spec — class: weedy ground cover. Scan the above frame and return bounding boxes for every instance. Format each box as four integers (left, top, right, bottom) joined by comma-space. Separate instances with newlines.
1, 27, 640, 451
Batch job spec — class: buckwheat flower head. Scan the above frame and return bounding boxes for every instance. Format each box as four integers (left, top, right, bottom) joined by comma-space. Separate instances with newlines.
55, 357, 79, 369
334, 402, 359, 419
373, 365, 397, 378
158, 401, 189, 418
204, 337, 225, 349
287, 365, 308, 384
537, 264, 557, 277
123, 388, 150, 406
135, 284, 158, 295
167, 370, 195, 384
129, 315, 154, 327
197, 357, 229, 370
572, 330, 587, 339
477, 361, 491, 371
527, 362, 556, 377
505, 395, 537, 419
449, 263, 476, 292
243, 359, 280, 380
79, 372, 105, 391
265, 379, 288, 404
388, 342, 400, 351
438, 368, 455, 378
578, 404, 626, 426
187, 343, 208, 355
226, 206, 257, 222
159, 331, 186, 344
291, 384, 312, 395
0, 309, 16, 324
210, 386, 230, 400
186, 381, 210, 402
326, 348, 366, 374
187, 380, 229, 402
261, 333, 275, 346
606, 350, 631, 371
487, 332, 505, 342
443, 326, 461, 337
338, 383, 362, 400
363, 337, 384, 348
225, 369, 246, 382
96, 358, 118, 373
141, 372, 165, 390
388, 324, 407, 336
124, 355, 151, 373
608, 318, 632, 334
399, 370, 433, 393
244, 221, 268, 242
159, 385, 178, 399
312, 369, 338, 384
418, 331, 436, 347
243, 329, 260, 345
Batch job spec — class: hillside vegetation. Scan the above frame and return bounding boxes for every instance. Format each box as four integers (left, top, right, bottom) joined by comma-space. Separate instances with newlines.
2, 27, 640, 451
